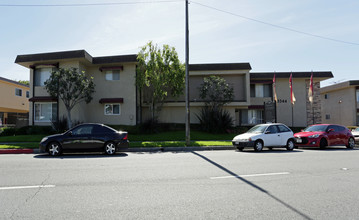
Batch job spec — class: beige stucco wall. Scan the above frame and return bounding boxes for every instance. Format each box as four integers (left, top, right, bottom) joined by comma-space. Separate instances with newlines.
321, 87, 356, 126
0, 80, 29, 113
29, 60, 137, 126
273, 78, 308, 127
80, 63, 137, 126
143, 70, 250, 124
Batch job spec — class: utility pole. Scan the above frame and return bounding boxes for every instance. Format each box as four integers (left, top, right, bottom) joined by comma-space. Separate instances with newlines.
185, 0, 190, 146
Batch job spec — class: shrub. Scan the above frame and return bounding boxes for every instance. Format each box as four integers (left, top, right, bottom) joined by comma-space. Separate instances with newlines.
140, 118, 161, 134
197, 107, 234, 133
0, 127, 17, 136
16, 126, 55, 135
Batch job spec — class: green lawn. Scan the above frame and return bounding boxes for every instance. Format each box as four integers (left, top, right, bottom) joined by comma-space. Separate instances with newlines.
0, 143, 39, 149
0, 135, 44, 142
0, 131, 235, 142
0, 130, 236, 149
0, 141, 232, 149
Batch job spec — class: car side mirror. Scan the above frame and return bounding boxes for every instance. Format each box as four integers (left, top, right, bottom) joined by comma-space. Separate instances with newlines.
67, 131, 73, 136
265, 130, 271, 134
327, 129, 334, 133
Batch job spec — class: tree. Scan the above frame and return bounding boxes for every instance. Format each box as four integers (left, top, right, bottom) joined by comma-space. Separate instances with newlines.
197, 76, 234, 133
136, 41, 185, 122
199, 75, 234, 109
44, 67, 95, 129
17, 80, 29, 86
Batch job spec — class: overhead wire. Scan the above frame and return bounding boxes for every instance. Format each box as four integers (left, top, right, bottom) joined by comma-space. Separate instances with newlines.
190, 1, 359, 46
1, 0, 358, 46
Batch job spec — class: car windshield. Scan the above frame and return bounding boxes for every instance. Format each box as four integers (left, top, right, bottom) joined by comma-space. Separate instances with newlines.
355, 127, 359, 132
303, 125, 328, 132
247, 125, 267, 134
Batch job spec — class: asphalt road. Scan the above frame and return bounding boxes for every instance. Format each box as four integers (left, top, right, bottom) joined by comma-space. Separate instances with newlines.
1, 147, 359, 220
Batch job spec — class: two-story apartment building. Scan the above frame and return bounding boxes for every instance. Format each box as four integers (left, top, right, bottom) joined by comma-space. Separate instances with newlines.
0, 77, 29, 127
15, 50, 138, 126
321, 80, 359, 126
15, 49, 333, 128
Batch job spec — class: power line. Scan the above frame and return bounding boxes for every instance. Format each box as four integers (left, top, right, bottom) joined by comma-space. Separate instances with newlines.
0, 0, 182, 7
190, 1, 359, 46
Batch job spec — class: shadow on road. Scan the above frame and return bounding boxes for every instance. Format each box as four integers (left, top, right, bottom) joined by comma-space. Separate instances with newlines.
192, 151, 313, 220
33, 153, 128, 159
237, 148, 304, 154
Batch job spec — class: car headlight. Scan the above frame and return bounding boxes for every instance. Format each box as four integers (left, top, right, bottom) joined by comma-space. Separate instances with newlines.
40, 137, 48, 143
308, 134, 320, 138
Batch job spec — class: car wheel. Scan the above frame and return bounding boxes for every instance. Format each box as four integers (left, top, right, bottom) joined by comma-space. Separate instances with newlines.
254, 140, 263, 152
286, 139, 295, 151
237, 147, 244, 151
48, 142, 62, 156
319, 138, 327, 149
347, 137, 355, 149
105, 142, 116, 155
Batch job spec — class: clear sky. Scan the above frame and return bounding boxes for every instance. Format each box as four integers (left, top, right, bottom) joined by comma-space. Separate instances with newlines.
1, 0, 358, 86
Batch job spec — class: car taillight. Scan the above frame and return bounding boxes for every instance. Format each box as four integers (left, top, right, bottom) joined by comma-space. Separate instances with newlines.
123, 133, 128, 140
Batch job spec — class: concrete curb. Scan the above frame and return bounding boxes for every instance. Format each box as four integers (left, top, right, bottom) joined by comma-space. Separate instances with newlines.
0, 146, 235, 154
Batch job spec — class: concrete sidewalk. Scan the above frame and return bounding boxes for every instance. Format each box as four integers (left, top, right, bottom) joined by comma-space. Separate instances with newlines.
0, 146, 235, 154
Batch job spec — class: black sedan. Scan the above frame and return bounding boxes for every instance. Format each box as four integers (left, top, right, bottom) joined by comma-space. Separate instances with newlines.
39, 123, 129, 156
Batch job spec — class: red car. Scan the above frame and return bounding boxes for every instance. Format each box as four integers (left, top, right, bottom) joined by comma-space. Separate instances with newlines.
294, 124, 355, 149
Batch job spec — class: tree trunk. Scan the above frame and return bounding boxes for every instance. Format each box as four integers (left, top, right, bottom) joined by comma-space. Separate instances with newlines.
66, 108, 72, 130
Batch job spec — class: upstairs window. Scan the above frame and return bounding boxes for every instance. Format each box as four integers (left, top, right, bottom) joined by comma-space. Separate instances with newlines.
356, 89, 359, 103
15, 88, 22, 97
105, 70, 120, 81
26, 91, 30, 98
34, 67, 52, 86
250, 84, 272, 98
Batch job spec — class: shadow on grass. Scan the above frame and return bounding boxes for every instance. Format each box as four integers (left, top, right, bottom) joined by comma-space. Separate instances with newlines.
192, 151, 313, 220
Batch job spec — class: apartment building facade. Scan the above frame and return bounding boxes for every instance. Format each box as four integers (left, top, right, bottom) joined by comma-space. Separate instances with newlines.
321, 80, 359, 126
15, 50, 333, 128
0, 77, 29, 127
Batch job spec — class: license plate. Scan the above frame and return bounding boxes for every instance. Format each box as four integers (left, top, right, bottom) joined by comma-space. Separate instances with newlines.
296, 138, 302, 143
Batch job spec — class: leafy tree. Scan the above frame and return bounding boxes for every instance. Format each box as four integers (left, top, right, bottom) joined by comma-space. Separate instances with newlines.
44, 67, 95, 129
197, 76, 234, 133
17, 80, 29, 86
199, 75, 234, 109
136, 41, 185, 122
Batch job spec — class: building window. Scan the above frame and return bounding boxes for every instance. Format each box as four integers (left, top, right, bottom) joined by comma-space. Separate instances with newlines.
26, 91, 30, 98
15, 88, 22, 97
105, 70, 120, 81
34, 102, 57, 122
324, 94, 329, 99
104, 104, 121, 115
34, 67, 53, 86
241, 109, 263, 125
356, 89, 359, 103
326, 114, 330, 120
250, 84, 272, 98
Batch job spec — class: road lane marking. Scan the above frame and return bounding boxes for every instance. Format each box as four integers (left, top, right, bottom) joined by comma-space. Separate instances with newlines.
0, 185, 55, 190
210, 172, 290, 179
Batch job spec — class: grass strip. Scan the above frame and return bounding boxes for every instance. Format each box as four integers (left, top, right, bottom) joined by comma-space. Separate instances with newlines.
0, 143, 39, 149
0, 131, 236, 143
129, 141, 232, 148
0, 141, 232, 149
